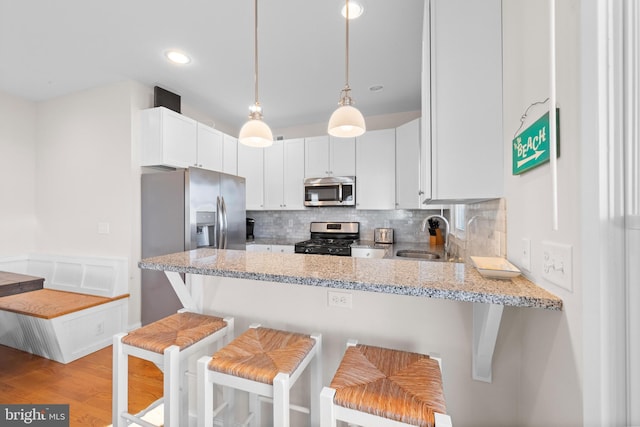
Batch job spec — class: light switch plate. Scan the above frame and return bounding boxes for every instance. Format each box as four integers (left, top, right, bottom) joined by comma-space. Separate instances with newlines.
542, 241, 572, 291
98, 222, 110, 234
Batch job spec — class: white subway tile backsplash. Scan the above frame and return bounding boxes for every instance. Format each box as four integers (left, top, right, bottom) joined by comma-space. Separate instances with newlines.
246, 207, 446, 243
247, 198, 505, 259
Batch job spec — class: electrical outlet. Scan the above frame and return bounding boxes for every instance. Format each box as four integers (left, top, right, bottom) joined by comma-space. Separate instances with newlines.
521, 238, 531, 271
96, 321, 104, 336
542, 241, 572, 291
328, 291, 352, 308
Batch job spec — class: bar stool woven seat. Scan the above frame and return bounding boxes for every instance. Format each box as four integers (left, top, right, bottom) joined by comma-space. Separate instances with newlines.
321, 342, 452, 427
113, 311, 233, 427
122, 312, 228, 353
207, 326, 316, 382
198, 325, 322, 427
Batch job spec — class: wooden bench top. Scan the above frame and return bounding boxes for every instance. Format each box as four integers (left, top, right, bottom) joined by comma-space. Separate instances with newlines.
0, 271, 44, 297
0, 289, 129, 319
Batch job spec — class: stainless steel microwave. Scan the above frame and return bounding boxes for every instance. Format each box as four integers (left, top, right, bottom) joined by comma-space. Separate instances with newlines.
304, 176, 355, 207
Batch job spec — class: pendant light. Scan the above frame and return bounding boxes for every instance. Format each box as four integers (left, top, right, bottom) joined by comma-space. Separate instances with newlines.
239, 0, 273, 148
328, 0, 366, 138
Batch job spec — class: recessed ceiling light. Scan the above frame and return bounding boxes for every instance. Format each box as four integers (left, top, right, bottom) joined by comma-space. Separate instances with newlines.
369, 85, 384, 92
165, 50, 191, 65
341, 2, 363, 19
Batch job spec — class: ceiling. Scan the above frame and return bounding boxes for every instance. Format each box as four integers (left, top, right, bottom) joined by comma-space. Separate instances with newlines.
0, 0, 425, 132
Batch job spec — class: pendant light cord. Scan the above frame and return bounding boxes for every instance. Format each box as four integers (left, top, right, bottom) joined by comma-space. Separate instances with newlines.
254, 0, 259, 106
345, 0, 350, 89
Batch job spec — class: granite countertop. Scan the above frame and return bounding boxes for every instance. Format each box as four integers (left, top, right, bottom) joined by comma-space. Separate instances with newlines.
139, 248, 562, 310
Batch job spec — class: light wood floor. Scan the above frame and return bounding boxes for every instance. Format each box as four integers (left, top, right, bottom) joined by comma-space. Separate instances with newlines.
0, 344, 163, 426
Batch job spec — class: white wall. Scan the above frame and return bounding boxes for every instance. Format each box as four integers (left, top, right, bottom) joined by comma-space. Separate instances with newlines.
33, 80, 152, 327
0, 91, 37, 255
503, 1, 583, 425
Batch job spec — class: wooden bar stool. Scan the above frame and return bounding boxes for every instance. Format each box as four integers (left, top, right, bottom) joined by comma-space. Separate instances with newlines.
113, 311, 233, 427
197, 324, 322, 427
320, 341, 452, 427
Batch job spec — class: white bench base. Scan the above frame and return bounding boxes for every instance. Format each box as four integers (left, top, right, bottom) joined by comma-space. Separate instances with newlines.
0, 253, 129, 363
0, 297, 128, 363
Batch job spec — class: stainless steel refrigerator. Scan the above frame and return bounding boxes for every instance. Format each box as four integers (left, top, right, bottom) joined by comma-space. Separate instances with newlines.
141, 167, 246, 325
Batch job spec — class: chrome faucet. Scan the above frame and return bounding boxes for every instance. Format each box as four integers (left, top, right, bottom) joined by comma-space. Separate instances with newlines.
421, 214, 451, 257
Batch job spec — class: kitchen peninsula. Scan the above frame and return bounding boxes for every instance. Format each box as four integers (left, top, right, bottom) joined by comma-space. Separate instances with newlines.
139, 248, 562, 385
139, 249, 562, 310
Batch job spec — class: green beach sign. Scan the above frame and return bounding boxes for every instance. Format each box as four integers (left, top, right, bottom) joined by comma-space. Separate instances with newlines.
512, 109, 560, 175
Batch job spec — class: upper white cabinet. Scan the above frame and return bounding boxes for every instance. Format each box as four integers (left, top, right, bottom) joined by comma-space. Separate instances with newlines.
222, 134, 238, 175
356, 128, 396, 210
237, 144, 264, 210
141, 107, 197, 169
264, 139, 305, 210
196, 123, 223, 171
304, 136, 355, 177
283, 139, 305, 209
422, 0, 503, 203
141, 107, 231, 173
395, 118, 423, 209
264, 141, 284, 210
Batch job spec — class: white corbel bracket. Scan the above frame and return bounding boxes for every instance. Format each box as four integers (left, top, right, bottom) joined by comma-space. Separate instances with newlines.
472, 302, 504, 383
164, 271, 202, 313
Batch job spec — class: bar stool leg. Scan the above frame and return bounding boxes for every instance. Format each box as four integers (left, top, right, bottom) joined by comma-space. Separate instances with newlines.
249, 392, 261, 427
222, 376, 234, 426
310, 333, 323, 427
319, 387, 336, 427
163, 345, 180, 427
197, 356, 211, 427
273, 373, 290, 427
113, 333, 128, 427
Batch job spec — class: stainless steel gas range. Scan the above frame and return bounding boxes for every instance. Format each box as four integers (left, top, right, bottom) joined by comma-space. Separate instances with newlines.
294, 222, 360, 256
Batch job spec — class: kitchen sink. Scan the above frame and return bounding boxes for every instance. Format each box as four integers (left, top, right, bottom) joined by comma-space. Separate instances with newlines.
395, 250, 441, 260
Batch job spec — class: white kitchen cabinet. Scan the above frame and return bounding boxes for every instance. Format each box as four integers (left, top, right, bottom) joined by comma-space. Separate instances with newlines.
246, 244, 270, 253
264, 141, 284, 209
141, 107, 230, 172
246, 244, 294, 253
222, 134, 238, 175
351, 247, 386, 259
237, 143, 264, 210
283, 139, 305, 209
264, 139, 305, 210
304, 136, 355, 178
271, 244, 295, 254
395, 118, 423, 209
141, 107, 197, 169
422, 0, 503, 203
356, 128, 396, 210
196, 123, 223, 171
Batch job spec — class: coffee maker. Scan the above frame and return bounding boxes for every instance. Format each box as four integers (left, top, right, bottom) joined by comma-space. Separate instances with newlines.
246, 218, 255, 241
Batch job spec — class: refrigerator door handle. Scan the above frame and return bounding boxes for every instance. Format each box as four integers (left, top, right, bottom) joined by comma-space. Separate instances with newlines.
221, 196, 229, 249
216, 196, 223, 249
